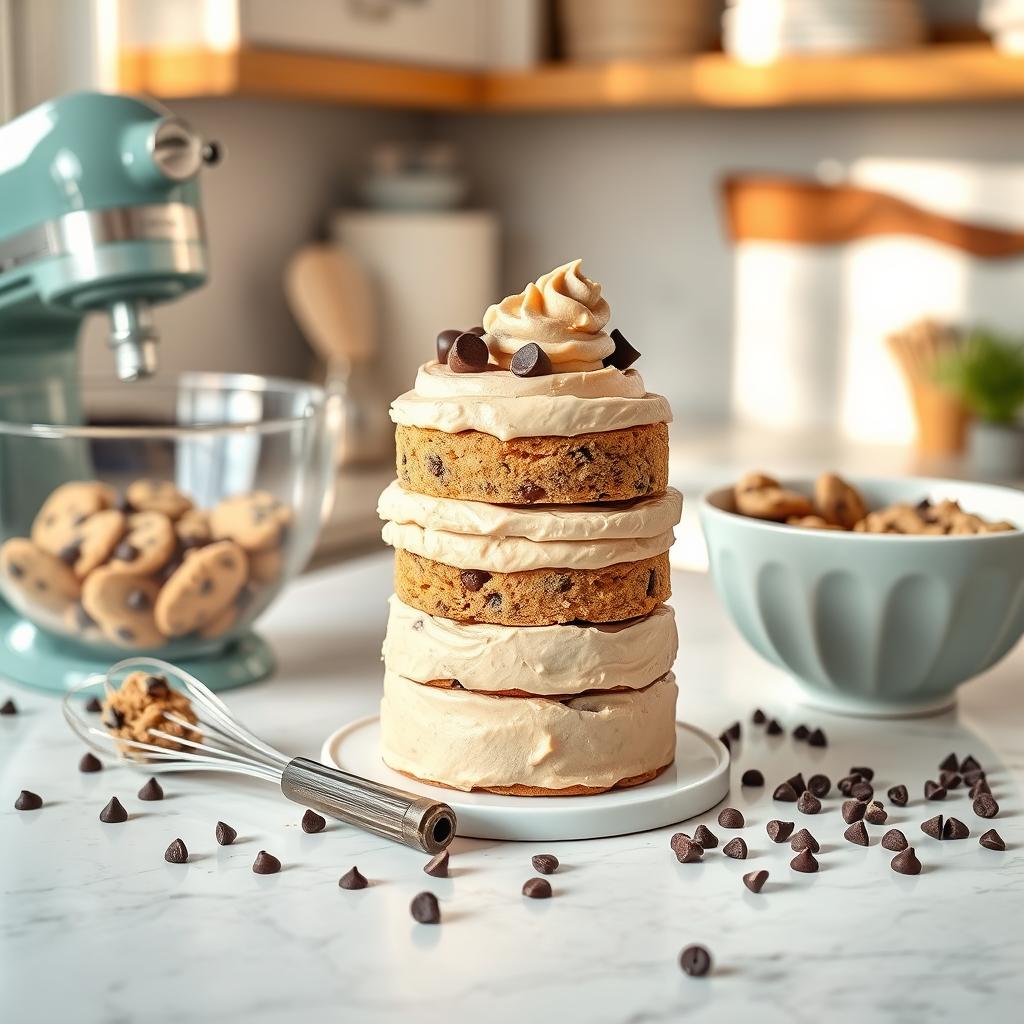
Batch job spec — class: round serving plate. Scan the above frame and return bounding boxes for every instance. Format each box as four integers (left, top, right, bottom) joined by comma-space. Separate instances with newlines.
320, 717, 730, 842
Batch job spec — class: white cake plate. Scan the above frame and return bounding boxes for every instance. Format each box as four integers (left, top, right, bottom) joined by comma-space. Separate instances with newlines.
320, 718, 730, 842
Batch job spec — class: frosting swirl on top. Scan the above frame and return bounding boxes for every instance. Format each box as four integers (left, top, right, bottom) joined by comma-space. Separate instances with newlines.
483, 259, 615, 372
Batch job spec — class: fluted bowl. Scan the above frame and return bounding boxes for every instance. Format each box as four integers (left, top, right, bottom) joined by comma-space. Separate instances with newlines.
700, 477, 1024, 717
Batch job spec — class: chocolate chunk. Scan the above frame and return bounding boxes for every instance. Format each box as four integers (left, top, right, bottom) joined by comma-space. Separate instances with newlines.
790, 848, 819, 873
411, 891, 441, 922
522, 877, 552, 899
510, 342, 552, 378
850, 765, 875, 782
797, 792, 821, 815
807, 774, 831, 798
124, 588, 149, 612
483, 593, 502, 610
963, 769, 986, 786
113, 541, 139, 563
881, 829, 908, 852
743, 870, 768, 894
887, 784, 909, 806
921, 814, 943, 839
939, 752, 959, 772
752, 709, 766, 725
723, 837, 747, 860
786, 772, 807, 794
973, 793, 999, 819
924, 780, 947, 801
252, 850, 281, 874
842, 799, 866, 824
604, 328, 641, 371
942, 817, 969, 840
960, 754, 982, 774
773, 782, 798, 802
57, 538, 83, 566
85, 696, 102, 713
726, 721, 741, 741
864, 802, 887, 825
718, 732, 731, 751
766, 819, 794, 843
301, 809, 326, 833
741, 769, 764, 787
0, 698, 17, 715
15, 790, 42, 811
101, 706, 124, 730
718, 807, 744, 829
979, 829, 1005, 851
99, 796, 128, 823
137, 777, 164, 801
766, 718, 783, 735
970, 778, 992, 798
890, 848, 922, 875
808, 727, 827, 748
339, 866, 368, 890
215, 821, 237, 846
436, 328, 460, 364
424, 851, 450, 877
78, 753, 102, 773
164, 838, 188, 864
790, 828, 819, 853
678, 944, 712, 977
532, 853, 559, 874
447, 332, 489, 374
851, 782, 874, 801
517, 482, 546, 502
426, 453, 444, 478
671, 834, 704, 863
692, 825, 718, 849
939, 771, 962, 790
793, 724, 810, 741
844, 821, 869, 846
144, 675, 169, 698
460, 569, 492, 592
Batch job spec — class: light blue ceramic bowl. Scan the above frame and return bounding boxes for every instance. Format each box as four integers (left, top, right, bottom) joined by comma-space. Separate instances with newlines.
700, 477, 1024, 717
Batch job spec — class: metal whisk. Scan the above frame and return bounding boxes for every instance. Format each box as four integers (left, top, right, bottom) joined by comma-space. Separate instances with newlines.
62, 657, 456, 855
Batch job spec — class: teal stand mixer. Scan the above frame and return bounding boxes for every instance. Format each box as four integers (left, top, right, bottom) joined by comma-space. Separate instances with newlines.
0, 91, 282, 693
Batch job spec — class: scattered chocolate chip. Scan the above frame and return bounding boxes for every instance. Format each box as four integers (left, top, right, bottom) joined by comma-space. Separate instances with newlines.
939, 752, 959, 772
411, 891, 441, 922
678, 944, 712, 977
752, 709, 766, 725
887, 784, 909, 806
743, 870, 768, 894
881, 829, 908, 852
790, 848, 819, 873
741, 769, 764, 787
921, 814, 943, 840
424, 851, 450, 877
939, 771, 962, 790
164, 838, 188, 864
766, 819, 794, 843
963, 769, 986, 786
301, 809, 326, 833
531, 853, 559, 874
436, 328, 460, 364
15, 790, 42, 810
510, 342, 552, 378
726, 721, 741, 742
252, 850, 281, 875
790, 828, 819, 853
138, 777, 164, 801
838, 774, 862, 797
842, 800, 866, 824
979, 829, 1005, 851
723, 837, 748, 860
339, 866, 368, 890
807, 774, 831, 798
522, 877, 552, 900
960, 754, 981, 774
671, 834, 704, 863
865, 802, 887, 825
85, 696, 102, 713
718, 732, 731, 751
693, 825, 718, 849
890, 848, 922, 875
850, 765, 875, 782
604, 328, 641, 371
78, 753, 102, 773
924, 780, 947, 801
447, 332, 489, 374
786, 772, 807, 794
0, 698, 17, 715
942, 817, 969, 840
973, 793, 999, 819
99, 796, 127, 823
793, 724, 809, 741
773, 782, 798, 802
766, 718, 783, 735
718, 807, 744, 829
808, 728, 827, 748
844, 820, 869, 846
797, 792, 821, 815
970, 778, 992, 798
113, 541, 139, 563
851, 782, 874, 801
215, 821, 237, 846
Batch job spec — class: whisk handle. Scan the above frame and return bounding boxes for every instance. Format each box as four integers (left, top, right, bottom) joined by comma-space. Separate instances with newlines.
280, 757, 456, 854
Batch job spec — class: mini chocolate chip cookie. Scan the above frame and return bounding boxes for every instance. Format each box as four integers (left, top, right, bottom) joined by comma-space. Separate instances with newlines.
154, 540, 248, 637
81, 568, 165, 648
814, 473, 868, 530
62, 508, 127, 579
125, 479, 193, 520
106, 511, 176, 576
210, 492, 291, 551
0, 537, 81, 614
31, 481, 116, 556
734, 472, 813, 522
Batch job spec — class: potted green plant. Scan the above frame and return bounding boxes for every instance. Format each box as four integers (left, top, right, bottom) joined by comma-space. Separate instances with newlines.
939, 329, 1024, 478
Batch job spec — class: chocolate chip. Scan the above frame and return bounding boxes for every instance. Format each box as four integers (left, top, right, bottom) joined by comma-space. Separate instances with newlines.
125, 588, 150, 611
301, 809, 326, 833
78, 752, 102, 773
116, 627, 135, 643
963, 769, 986, 786
890, 848, 922, 875
99, 796, 128, 823
921, 814, 943, 839
939, 771, 962, 790
766, 718, 783, 735
793, 724, 809, 741
410, 891, 441, 923
692, 825, 718, 849
807, 774, 831, 798
483, 593, 502, 611
725, 721, 741, 741
518, 482, 546, 502
844, 820, 869, 846
447, 332, 489, 374
842, 800, 866, 824
790, 828, 819, 853
8, 560, 24, 578
970, 778, 992, 798
723, 837, 747, 859
138, 777, 164, 801
797, 792, 821, 815
424, 851, 450, 877
101, 705, 124, 730
790, 848, 819, 873
522, 877, 552, 899
743, 870, 768, 894
766, 819, 794, 843
786, 772, 807, 794
671, 833, 704, 863
838, 774, 862, 797
678, 944, 712, 978
215, 821, 237, 846
339, 866, 368, 889
0, 698, 17, 715
436, 328, 460, 364
718, 732, 731, 751
85, 697, 102, 713
864, 802, 887, 825
15, 790, 42, 811
973, 793, 999, 819
164, 838, 188, 864
145, 675, 169, 698
852, 781, 875, 801
850, 765, 875, 781
942, 817, 969, 840
460, 569, 491, 592
741, 769, 764, 787
532, 853, 559, 874
773, 782, 798, 802
887, 784, 909, 806
718, 807, 744, 829
924, 780, 946, 801
979, 829, 1005, 851
113, 541, 139, 562
466, 325, 486, 336
960, 754, 981, 774
426, 453, 444, 478
752, 709, 766, 725
808, 728, 827, 748
939, 752, 959, 772
252, 850, 281, 874
57, 538, 83, 566
882, 829, 908, 851
510, 342, 552, 378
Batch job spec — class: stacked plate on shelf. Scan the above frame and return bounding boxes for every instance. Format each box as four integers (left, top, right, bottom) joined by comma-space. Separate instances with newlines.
980, 0, 1024, 53
724, 0, 926, 65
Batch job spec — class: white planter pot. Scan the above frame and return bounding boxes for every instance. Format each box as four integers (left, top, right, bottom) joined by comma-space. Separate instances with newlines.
968, 420, 1024, 480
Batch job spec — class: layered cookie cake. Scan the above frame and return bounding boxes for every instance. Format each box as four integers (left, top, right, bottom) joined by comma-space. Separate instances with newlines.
378, 260, 681, 795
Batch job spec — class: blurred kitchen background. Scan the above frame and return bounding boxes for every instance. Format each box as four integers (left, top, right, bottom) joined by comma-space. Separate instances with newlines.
6, 0, 1024, 566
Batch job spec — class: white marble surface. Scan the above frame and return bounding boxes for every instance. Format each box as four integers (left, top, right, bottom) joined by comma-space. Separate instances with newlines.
2, 554, 1022, 1024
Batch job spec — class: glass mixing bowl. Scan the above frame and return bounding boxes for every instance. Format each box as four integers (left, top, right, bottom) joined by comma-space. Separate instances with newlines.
0, 373, 338, 690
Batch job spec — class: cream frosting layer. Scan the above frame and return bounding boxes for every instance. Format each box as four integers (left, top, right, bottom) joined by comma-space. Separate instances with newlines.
379, 669, 678, 792
382, 595, 678, 695
412, 362, 645, 400
378, 481, 683, 542
483, 260, 614, 372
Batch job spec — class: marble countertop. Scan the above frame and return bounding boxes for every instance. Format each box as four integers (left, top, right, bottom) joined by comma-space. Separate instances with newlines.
3, 554, 1022, 1023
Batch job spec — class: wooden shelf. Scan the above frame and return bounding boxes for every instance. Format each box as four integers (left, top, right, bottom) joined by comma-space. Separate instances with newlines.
119, 43, 1024, 112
